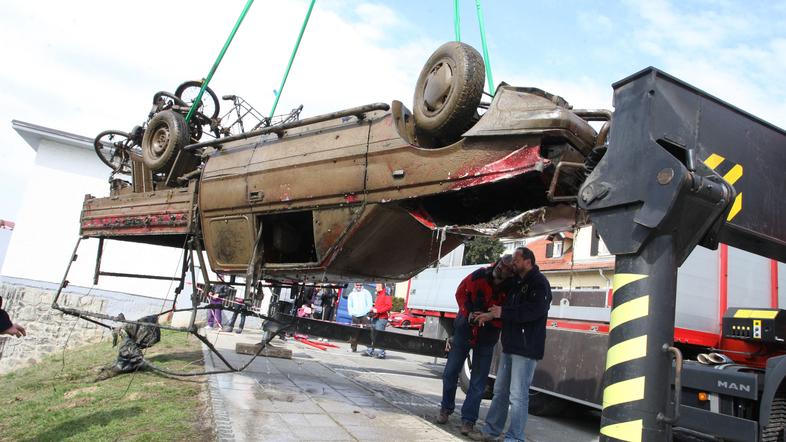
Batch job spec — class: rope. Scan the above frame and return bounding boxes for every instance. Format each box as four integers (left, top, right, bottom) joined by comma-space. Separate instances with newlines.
121, 235, 190, 398
453, 0, 461, 41
185, 0, 255, 123
473, 0, 495, 95
268, 0, 317, 119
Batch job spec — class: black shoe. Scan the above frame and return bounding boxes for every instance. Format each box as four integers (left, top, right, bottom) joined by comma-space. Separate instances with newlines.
435, 409, 450, 425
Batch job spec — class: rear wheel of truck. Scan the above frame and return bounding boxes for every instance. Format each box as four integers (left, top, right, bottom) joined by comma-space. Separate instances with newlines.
142, 110, 190, 172
459, 350, 494, 400
413, 41, 485, 148
763, 397, 786, 441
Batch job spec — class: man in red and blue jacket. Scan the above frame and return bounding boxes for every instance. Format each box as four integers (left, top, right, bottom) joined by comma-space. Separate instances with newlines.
436, 255, 515, 435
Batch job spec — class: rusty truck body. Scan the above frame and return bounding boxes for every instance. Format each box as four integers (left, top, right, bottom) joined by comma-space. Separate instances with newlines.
82, 86, 600, 283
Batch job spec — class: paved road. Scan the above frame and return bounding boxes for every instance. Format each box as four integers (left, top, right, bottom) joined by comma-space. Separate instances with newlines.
202, 328, 600, 441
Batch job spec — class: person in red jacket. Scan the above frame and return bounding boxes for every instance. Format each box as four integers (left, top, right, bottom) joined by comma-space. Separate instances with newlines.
436, 255, 515, 435
364, 284, 392, 359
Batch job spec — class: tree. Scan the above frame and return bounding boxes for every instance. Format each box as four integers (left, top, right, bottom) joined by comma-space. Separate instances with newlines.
462, 236, 505, 265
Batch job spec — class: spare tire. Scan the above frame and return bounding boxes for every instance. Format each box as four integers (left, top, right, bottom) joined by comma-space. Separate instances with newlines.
142, 110, 189, 172
413, 42, 485, 147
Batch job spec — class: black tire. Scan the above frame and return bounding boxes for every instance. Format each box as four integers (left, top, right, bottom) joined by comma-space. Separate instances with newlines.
413, 42, 485, 147
459, 350, 494, 400
94, 130, 133, 173
402, 320, 411, 328
152, 91, 186, 107
528, 390, 569, 417
763, 397, 786, 442
187, 116, 204, 143
141, 110, 189, 172
175, 80, 220, 120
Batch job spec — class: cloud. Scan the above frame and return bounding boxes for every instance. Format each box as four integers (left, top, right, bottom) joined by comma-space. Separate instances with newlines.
0, 1, 440, 219
623, 0, 786, 128
578, 11, 612, 33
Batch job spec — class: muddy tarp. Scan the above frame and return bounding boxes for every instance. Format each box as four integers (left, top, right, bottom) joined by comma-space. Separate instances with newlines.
112, 314, 161, 373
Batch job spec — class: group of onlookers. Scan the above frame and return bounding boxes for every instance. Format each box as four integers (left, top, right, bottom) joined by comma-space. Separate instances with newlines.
347, 283, 392, 359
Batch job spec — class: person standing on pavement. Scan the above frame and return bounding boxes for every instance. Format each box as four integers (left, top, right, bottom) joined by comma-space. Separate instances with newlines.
436, 255, 515, 435
364, 284, 392, 359
347, 282, 373, 352
321, 288, 338, 321
475, 246, 552, 442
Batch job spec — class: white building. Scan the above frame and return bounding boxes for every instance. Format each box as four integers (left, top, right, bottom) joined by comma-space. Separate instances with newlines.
4, 121, 187, 299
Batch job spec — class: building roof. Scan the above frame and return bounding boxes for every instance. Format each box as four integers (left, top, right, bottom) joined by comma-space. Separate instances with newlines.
528, 235, 615, 272
11, 120, 93, 152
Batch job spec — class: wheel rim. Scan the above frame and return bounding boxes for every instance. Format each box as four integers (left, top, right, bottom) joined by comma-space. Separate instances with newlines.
423, 61, 454, 114
150, 126, 171, 157
463, 350, 473, 379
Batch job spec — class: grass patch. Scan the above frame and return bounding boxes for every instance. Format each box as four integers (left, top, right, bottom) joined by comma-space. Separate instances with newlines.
0, 330, 213, 442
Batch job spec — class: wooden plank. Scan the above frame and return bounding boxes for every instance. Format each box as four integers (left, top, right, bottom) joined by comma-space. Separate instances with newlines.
235, 342, 292, 359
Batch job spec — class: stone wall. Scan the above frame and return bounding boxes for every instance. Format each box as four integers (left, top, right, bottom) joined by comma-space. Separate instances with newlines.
0, 280, 165, 374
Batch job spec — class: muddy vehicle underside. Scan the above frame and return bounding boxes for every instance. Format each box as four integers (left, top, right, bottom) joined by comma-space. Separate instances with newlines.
82, 43, 606, 283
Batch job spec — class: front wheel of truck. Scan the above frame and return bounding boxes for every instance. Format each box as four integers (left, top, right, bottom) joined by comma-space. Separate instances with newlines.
762, 397, 786, 442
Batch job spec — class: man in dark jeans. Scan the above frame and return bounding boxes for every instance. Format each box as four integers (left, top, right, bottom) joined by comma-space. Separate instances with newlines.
476, 246, 552, 442
436, 255, 515, 435
321, 288, 338, 321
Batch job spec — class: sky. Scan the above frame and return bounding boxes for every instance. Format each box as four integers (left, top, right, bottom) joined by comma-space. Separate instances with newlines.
1, 0, 784, 221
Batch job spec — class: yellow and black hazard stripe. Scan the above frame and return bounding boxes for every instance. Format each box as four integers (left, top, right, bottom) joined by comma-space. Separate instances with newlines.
600, 273, 650, 442
703, 153, 743, 222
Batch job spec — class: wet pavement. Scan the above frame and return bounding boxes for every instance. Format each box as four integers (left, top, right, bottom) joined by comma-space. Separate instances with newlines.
201, 328, 599, 441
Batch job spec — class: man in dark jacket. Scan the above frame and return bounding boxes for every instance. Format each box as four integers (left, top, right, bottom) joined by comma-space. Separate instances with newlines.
476, 246, 551, 441
436, 255, 515, 435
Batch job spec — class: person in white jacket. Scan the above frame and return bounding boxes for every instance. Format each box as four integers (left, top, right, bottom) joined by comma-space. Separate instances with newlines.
347, 283, 372, 351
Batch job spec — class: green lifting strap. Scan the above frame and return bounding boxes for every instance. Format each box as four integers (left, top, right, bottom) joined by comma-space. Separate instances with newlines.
269, 0, 317, 119
185, 0, 255, 123
453, 0, 461, 41
474, 0, 495, 95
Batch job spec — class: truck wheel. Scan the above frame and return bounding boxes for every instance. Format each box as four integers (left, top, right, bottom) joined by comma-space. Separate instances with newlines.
459, 350, 494, 400
763, 397, 786, 441
402, 320, 411, 328
413, 42, 485, 147
142, 110, 189, 172
528, 390, 568, 416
